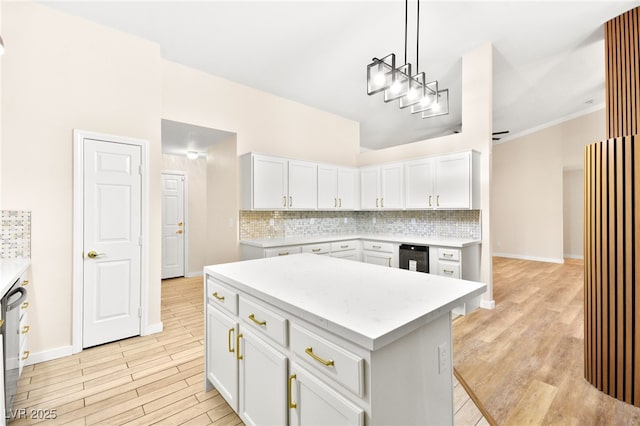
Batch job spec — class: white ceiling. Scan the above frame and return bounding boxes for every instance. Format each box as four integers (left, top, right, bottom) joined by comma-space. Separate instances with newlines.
45, 1, 640, 151
161, 119, 234, 156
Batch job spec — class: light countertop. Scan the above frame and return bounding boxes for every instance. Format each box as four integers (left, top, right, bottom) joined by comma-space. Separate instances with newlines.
240, 234, 481, 248
205, 254, 486, 351
0, 259, 31, 296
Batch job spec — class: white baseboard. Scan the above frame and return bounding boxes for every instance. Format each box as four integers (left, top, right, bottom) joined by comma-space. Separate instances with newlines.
186, 271, 203, 278
563, 254, 584, 260
25, 345, 74, 366
493, 252, 565, 264
144, 322, 164, 336
480, 299, 495, 309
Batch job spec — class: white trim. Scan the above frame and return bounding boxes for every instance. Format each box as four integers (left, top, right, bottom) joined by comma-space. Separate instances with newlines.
494, 104, 605, 145
72, 129, 150, 354
493, 252, 565, 264
161, 171, 189, 278
24, 345, 74, 366
564, 254, 584, 260
143, 322, 164, 336
186, 270, 203, 278
480, 299, 495, 310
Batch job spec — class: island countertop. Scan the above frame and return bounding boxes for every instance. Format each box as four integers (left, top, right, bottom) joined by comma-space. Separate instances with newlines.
205, 253, 485, 351
0, 258, 30, 296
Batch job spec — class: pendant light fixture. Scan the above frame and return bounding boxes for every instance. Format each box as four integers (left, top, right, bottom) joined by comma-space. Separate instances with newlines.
366, 0, 448, 119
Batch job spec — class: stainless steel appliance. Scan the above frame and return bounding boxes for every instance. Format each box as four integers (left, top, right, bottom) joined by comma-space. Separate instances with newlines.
399, 244, 429, 273
2, 279, 27, 412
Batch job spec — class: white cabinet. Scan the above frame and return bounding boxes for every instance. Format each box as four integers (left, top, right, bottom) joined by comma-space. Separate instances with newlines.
360, 163, 404, 210
361, 241, 398, 268
404, 151, 480, 210
329, 240, 360, 262
206, 305, 239, 410
429, 245, 481, 315
264, 246, 302, 258
289, 362, 364, 426
241, 154, 317, 210
318, 166, 359, 210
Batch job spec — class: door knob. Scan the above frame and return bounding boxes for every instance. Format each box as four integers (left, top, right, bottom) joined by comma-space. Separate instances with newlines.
176, 230, 183, 234
178, 222, 183, 226
87, 250, 104, 259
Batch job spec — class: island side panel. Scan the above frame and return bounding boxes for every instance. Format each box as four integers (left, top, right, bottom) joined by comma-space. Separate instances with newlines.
369, 312, 453, 425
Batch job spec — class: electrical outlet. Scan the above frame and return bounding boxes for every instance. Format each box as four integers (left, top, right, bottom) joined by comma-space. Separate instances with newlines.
344, 217, 348, 224
310, 218, 315, 225
411, 218, 417, 225
438, 342, 449, 374
269, 219, 275, 226
372, 217, 377, 224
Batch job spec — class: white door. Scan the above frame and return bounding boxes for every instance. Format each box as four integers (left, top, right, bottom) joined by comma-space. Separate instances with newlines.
83, 139, 141, 348
161, 174, 185, 279
206, 305, 239, 411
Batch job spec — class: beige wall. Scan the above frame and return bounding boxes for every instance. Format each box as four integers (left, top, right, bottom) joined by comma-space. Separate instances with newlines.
359, 43, 494, 305
563, 169, 584, 258
492, 109, 605, 262
1, 2, 163, 356
161, 154, 208, 275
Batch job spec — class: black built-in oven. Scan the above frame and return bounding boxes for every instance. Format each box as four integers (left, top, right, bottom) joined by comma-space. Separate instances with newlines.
399, 244, 429, 273
2, 279, 27, 412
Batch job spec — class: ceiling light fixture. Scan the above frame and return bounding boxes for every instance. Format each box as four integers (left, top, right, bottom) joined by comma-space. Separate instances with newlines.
186, 151, 199, 160
366, 0, 448, 119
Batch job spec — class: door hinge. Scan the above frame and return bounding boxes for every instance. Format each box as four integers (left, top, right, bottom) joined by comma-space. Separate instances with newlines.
138, 164, 143, 175
138, 307, 143, 318
139, 235, 143, 246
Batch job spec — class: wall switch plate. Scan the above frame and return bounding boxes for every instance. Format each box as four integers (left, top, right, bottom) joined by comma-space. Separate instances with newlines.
438, 342, 449, 374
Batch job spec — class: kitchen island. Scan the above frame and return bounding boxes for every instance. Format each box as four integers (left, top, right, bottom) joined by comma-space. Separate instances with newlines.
204, 253, 485, 425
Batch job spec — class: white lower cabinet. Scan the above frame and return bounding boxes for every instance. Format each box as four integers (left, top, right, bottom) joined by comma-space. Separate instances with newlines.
206, 305, 239, 410
289, 362, 364, 426
239, 329, 288, 426
361, 241, 398, 268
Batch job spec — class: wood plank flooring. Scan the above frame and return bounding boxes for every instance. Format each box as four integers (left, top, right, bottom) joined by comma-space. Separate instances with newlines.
11, 274, 487, 425
453, 257, 640, 425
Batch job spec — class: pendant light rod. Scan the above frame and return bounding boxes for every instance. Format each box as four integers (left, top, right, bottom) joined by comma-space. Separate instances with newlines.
404, 0, 408, 65
416, 0, 420, 73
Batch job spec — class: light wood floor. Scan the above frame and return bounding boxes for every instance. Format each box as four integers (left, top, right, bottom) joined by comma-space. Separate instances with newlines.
11, 275, 487, 425
453, 257, 640, 425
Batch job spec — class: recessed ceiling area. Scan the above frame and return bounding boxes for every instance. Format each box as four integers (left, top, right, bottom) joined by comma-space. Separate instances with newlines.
46, 1, 640, 150
161, 119, 234, 157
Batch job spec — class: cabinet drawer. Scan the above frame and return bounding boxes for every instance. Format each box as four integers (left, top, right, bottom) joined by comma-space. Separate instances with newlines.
362, 241, 393, 252
207, 278, 239, 315
438, 248, 461, 262
330, 241, 358, 252
290, 324, 364, 397
438, 262, 461, 278
302, 243, 330, 255
239, 297, 288, 347
264, 246, 302, 258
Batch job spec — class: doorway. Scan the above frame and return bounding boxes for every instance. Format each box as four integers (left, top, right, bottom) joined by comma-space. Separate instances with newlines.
161, 172, 186, 279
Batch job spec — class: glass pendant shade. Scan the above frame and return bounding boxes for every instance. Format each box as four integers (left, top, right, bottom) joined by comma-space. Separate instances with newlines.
421, 89, 449, 118
384, 63, 412, 102
367, 53, 396, 95
410, 80, 438, 114
399, 72, 426, 108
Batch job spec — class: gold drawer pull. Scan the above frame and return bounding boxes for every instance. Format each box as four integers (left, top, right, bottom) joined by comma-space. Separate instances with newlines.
249, 313, 267, 327
443, 269, 454, 274
437, 195, 440, 207
212, 292, 225, 301
228, 328, 235, 353
372, 245, 382, 249
22, 325, 30, 334
305, 346, 334, 367
236, 333, 243, 360
443, 253, 454, 258
278, 252, 289, 256
428, 195, 432, 207
22, 280, 29, 286
340, 245, 349, 249
388, 257, 392, 267
0, 320, 4, 328
381, 198, 384, 208
288, 374, 297, 409
339, 198, 342, 207
22, 351, 30, 361
312, 248, 322, 253
21, 302, 29, 309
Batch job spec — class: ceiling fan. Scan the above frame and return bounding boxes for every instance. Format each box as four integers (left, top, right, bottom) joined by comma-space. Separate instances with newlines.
492, 130, 509, 141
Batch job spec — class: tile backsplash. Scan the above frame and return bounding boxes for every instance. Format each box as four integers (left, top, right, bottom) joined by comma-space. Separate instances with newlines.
1, 210, 31, 259
240, 210, 480, 240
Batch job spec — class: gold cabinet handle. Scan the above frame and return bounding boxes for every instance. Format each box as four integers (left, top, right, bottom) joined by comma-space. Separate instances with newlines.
381, 198, 384, 208
443, 253, 454, 258
236, 333, 243, 360
176, 229, 183, 234
212, 292, 225, 301
312, 248, 322, 253
22, 325, 30, 334
278, 252, 289, 256
340, 245, 349, 249
305, 346, 334, 367
289, 196, 292, 207
388, 257, 392, 267
228, 328, 235, 353
249, 313, 267, 327
87, 250, 105, 259
22, 280, 29, 286
0, 319, 4, 328
288, 374, 297, 409
21, 302, 29, 309
22, 351, 30, 361
376, 198, 379, 208
283, 196, 287, 207
443, 269, 454, 274
339, 198, 342, 208
372, 245, 382, 249
437, 195, 440, 207
428, 195, 432, 207
334, 198, 337, 208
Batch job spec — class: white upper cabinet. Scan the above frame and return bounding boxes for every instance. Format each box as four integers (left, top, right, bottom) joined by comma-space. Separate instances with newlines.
288, 160, 317, 210
404, 151, 480, 210
317, 166, 359, 210
360, 164, 404, 210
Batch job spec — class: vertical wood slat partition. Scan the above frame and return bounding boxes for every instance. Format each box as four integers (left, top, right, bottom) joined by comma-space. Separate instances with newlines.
584, 136, 639, 407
